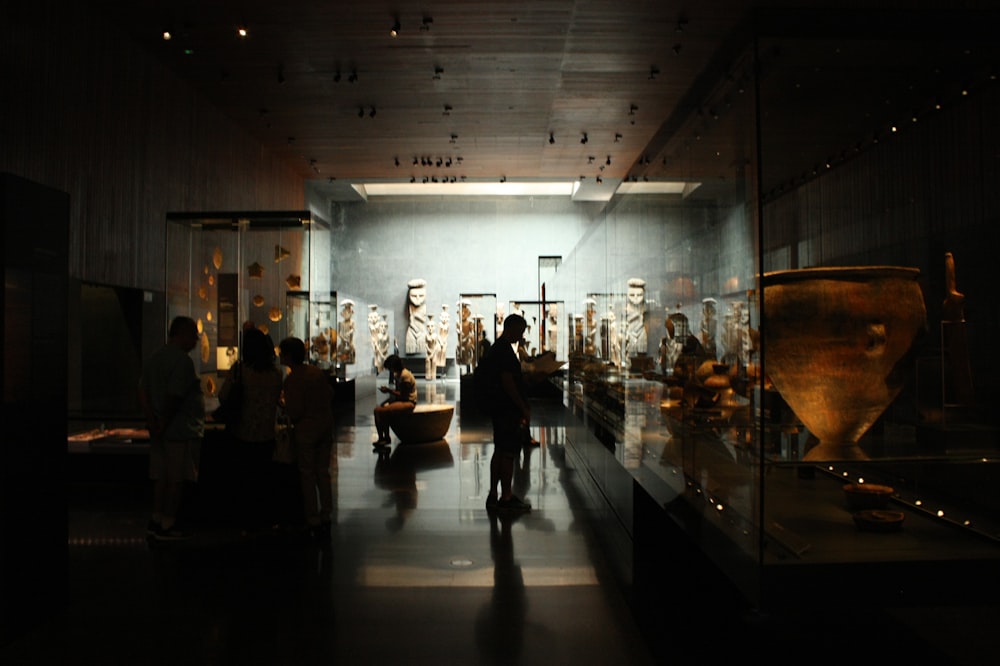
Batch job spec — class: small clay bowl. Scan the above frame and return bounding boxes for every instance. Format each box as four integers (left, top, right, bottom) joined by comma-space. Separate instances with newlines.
843, 483, 894, 510
853, 509, 905, 532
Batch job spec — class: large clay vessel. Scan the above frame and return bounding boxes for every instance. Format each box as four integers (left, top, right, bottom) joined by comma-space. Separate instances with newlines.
762, 267, 926, 461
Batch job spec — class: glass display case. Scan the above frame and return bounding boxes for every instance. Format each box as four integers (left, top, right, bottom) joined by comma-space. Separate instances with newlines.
165, 211, 332, 393
544, 20, 1000, 612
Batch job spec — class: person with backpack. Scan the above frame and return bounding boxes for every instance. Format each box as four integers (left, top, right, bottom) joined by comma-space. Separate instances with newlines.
482, 314, 532, 512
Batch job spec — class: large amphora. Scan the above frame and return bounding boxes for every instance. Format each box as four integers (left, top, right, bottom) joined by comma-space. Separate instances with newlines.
762, 267, 926, 461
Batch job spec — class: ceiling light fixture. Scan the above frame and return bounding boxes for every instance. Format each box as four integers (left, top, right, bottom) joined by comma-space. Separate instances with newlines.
237, 25, 248, 39
606, 155, 612, 165
394, 157, 399, 167
162, 30, 172, 41
390, 20, 401, 37
581, 133, 588, 144
369, 106, 376, 118
443, 104, 452, 115
450, 134, 458, 143
549, 132, 555, 144
433, 66, 444, 80
649, 65, 660, 80
348, 70, 358, 83
614, 133, 622, 142
421, 16, 433, 31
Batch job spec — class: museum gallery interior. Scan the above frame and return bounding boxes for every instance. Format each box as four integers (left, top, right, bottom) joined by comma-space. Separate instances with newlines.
2, 1, 1000, 663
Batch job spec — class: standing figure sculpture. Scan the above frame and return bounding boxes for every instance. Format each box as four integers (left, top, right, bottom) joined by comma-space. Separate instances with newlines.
942, 251, 975, 406
659, 307, 682, 374
456, 300, 475, 367
405, 278, 428, 355
375, 315, 390, 371
607, 307, 622, 368
624, 278, 647, 357
424, 314, 439, 380
583, 298, 598, 356
337, 299, 356, 364
495, 303, 506, 340
546, 303, 559, 356
368, 304, 382, 370
700, 297, 718, 360
436, 305, 450, 373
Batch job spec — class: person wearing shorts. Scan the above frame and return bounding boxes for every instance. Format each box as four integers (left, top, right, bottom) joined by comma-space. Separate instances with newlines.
484, 314, 532, 513
138, 316, 205, 540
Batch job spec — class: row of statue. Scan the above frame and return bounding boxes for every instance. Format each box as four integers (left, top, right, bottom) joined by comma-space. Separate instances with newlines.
331, 276, 756, 377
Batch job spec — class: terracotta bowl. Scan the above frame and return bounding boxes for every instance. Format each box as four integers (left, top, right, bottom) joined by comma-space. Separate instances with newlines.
853, 509, 905, 532
843, 483, 895, 510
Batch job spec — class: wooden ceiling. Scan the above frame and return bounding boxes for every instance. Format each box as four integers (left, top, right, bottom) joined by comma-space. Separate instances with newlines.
90, 1, 1000, 202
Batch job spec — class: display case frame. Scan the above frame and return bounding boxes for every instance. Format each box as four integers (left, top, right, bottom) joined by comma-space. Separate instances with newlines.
543, 20, 1000, 612
165, 211, 332, 389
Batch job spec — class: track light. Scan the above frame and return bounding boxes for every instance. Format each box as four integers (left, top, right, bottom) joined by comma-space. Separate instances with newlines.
587, 156, 595, 164
672, 44, 682, 55
606, 155, 611, 165
449, 134, 458, 143
394, 157, 399, 167
358, 107, 365, 118
421, 16, 433, 31
369, 105, 376, 118
412, 157, 418, 166
614, 133, 622, 142
500, 176, 506, 183
443, 104, 452, 115
390, 20, 400, 37
433, 66, 444, 80
596, 176, 603, 184
348, 70, 358, 83
629, 104, 638, 115
649, 65, 660, 80
549, 132, 555, 144
581, 133, 588, 144
237, 25, 249, 39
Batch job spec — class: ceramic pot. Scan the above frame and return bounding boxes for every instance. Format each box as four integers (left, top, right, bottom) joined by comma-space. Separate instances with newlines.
762, 266, 926, 461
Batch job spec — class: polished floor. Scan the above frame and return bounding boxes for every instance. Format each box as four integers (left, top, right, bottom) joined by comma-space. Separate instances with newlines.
3, 381, 656, 665
3, 379, 998, 665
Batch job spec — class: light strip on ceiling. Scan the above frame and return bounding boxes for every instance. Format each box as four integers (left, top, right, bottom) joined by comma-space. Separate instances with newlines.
355, 182, 579, 197
615, 181, 700, 195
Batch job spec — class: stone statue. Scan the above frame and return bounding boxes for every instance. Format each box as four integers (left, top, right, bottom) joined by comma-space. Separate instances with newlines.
572, 314, 583, 354
495, 303, 505, 339
700, 297, 718, 360
436, 305, 449, 370
624, 278, 647, 356
456, 299, 474, 366
405, 278, 428, 354
583, 298, 598, 356
337, 299, 356, 364
546, 303, 559, 355
368, 304, 382, 369
425, 314, 439, 380
375, 315, 390, 371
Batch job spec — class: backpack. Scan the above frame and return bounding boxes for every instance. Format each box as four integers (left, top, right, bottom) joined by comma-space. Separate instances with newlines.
472, 349, 497, 414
